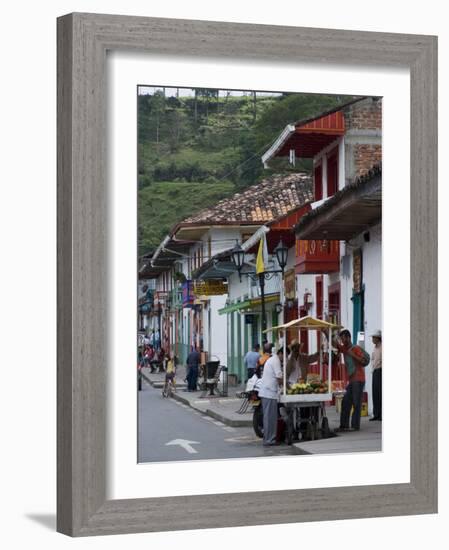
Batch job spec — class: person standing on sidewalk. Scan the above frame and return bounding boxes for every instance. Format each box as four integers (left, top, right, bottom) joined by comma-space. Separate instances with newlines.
334, 329, 370, 431
186, 345, 201, 392
370, 330, 382, 421
243, 343, 260, 381
258, 345, 283, 446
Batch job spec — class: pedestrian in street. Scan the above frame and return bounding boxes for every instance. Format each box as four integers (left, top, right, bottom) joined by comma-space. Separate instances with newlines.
286, 339, 320, 385
164, 353, 177, 392
258, 346, 283, 446
137, 360, 142, 391
243, 343, 260, 381
150, 330, 156, 347
143, 344, 153, 370
370, 329, 382, 421
186, 345, 201, 392
150, 346, 161, 373
333, 329, 370, 431
158, 347, 166, 373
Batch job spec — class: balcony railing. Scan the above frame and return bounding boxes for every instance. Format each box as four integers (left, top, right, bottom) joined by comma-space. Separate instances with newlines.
295, 239, 340, 274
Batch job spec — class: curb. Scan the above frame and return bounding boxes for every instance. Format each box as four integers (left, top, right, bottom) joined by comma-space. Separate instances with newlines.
140, 370, 154, 387
291, 444, 312, 455
170, 388, 252, 427
141, 369, 188, 390
171, 391, 201, 409
152, 381, 187, 389
204, 408, 252, 427
142, 369, 252, 427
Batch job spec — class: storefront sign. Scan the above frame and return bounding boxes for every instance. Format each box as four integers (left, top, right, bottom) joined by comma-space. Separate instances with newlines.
284, 269, 296, 300
193, 280, 228, 296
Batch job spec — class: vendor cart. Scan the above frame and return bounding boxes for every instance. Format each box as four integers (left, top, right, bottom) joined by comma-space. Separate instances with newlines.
264, 315, 341, 444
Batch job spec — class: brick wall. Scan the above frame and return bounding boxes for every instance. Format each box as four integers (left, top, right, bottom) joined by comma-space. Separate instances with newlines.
344, 98, 382, 130
344, 98, 382, 181
353, 144, 382, 178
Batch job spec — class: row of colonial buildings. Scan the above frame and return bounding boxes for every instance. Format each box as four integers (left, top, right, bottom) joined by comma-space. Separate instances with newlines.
138, 96, 382, 395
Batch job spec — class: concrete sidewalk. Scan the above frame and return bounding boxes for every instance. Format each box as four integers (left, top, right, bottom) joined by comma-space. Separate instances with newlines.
292, 409, 382, 454
140, 366, 382, 453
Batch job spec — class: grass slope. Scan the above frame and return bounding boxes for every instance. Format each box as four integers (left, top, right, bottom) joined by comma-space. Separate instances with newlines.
138, 181, 235, 256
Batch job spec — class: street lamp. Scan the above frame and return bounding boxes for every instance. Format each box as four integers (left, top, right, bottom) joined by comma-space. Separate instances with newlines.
274, 238, 289, 272
231, 243, 245, 273
230, 238, 288, 337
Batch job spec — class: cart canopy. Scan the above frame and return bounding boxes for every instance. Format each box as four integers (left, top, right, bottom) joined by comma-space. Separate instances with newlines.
265, 315, 342, 332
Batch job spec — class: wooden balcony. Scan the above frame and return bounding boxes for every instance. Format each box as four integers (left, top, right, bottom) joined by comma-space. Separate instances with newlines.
295, 239, 340, 274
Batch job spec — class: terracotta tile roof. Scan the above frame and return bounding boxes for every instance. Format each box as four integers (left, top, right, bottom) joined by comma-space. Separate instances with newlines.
183, 173, 313, 224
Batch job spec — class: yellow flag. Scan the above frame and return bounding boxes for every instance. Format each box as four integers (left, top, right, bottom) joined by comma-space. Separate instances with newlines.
256, 234, 266, 274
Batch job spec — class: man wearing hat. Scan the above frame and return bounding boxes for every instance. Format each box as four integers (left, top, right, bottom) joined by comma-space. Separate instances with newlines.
370, 329, 382, 421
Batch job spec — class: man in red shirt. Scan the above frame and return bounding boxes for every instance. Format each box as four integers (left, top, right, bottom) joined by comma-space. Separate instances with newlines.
334, 329, 370, 431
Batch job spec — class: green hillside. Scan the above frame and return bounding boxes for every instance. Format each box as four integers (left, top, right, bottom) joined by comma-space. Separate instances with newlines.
138, 89, 356, 256
138, 181, 235, 255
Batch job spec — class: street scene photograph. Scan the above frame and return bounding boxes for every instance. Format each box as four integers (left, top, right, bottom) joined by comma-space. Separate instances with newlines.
137, 85, 382, 463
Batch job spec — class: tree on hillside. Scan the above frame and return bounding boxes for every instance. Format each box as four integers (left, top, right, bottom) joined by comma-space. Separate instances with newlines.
166, 108, 186, 153
253, 91, 257, 122
151, 91, 166, 144
196, 88, 219, 124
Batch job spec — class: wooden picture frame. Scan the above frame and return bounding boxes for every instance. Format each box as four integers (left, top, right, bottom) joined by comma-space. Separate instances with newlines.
57, 12, 437, 536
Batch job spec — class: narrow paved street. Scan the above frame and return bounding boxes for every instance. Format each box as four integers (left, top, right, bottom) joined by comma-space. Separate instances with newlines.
138, 379, 296, 462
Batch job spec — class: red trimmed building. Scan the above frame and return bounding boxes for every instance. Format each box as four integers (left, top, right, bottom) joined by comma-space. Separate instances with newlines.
262, 97, 382, 399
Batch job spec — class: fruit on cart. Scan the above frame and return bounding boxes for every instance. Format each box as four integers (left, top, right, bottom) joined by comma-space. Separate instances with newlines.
287, 381, 329, 395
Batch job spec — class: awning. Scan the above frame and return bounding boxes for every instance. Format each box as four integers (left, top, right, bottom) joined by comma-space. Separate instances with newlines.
265, 315, 342, 332
218, 293, 280, 315
248, 294, 280, 308
262, 106, 351, 166
295, 169, 381, 241
139, 237, 195, 279
218, 300, 251, 315
194, 257, 237, 280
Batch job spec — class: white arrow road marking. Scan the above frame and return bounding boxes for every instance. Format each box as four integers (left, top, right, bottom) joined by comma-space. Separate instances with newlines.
165, 439, 200, 454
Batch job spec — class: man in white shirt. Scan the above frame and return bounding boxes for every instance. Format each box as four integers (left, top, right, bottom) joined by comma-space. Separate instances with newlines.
258, 345, 283, 446
370, 329, 382, 421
